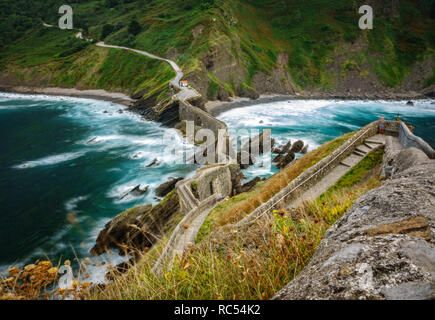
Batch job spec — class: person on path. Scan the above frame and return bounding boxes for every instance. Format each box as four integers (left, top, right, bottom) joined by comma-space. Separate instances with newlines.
379, 117, 385, 134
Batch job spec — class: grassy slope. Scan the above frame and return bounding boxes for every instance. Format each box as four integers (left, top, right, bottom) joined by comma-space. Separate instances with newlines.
0, 27, 175, 97
1, 0, 433, 98
90, 144, 384, 300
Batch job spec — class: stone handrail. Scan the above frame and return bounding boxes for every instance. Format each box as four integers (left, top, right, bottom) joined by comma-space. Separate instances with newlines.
235, 120, 386, 226
152, 193, 223, 275
399, 121, 435, 159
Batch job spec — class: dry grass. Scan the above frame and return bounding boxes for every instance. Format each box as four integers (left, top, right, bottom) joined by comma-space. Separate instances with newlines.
207, 131, 356, 229
0, 260, 90, 300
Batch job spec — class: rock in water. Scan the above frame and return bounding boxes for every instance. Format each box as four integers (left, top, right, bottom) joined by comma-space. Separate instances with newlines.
146, 158, 160, 167
281, 141, 292, 153
119, 185, 149, 200
290, 140, 304, 153
236, 176, 264, 194
238, 130, 274, 168
406, 100, 414, 106
277, 152, 295, 169
301, 145, 308, 154
273, 150, 435, 300
91, 191, 181, 256
155, 177, 183, 197
90, 204, 152, 256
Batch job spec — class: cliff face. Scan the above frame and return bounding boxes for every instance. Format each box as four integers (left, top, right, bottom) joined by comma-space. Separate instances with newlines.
274, 147, 435, 300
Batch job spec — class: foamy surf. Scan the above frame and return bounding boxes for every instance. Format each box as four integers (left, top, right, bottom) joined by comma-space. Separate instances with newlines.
13, 152, 86, 169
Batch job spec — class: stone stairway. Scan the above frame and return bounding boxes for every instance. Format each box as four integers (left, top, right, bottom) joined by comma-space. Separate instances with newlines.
288, 134, 389, 209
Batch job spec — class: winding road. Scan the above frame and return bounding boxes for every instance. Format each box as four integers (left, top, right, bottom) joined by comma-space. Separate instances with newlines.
95, 41, 199, 101
44, 22, 200, 102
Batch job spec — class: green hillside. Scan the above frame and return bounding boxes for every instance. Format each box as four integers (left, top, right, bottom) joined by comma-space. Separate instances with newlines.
1, 0, 434, 99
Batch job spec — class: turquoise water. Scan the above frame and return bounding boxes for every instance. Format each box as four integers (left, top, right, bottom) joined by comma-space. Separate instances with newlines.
0, 93, 197, 274
1, 94, 434, 275
218, 99, 435, 179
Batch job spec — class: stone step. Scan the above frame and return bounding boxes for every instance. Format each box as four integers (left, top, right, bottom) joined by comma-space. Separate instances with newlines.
355, 146, 368, 154
365, 139, 384, 145
353, 150, 366, 157
363, 141, 374, 149
339, 161, 352, 168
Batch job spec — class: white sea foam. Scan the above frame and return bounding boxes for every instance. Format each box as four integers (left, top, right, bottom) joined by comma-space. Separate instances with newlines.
13, 152, 85, 169
64, 196, 89, 212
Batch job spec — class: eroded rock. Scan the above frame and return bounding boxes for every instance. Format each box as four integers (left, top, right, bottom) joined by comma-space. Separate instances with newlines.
274, 156, 435, 300
156, 177, 183, 197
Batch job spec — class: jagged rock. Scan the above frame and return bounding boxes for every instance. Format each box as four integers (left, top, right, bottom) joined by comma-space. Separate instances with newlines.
289, 140, 304, 153
276, 152, 295, 169
281, 141, 292, 153
229, 163, 244, 196
91, 191, 181, 256
119, 185, 149, 200
146, 158, 160, 167
238, 131, 274, 168
301, 145, 308, 154
237, 150, 252, 169
272, 154, 283, 163
273, 153, 435, 300
155, 177, 183, 197
272, 148, 282, 154
236, 176, 264, 194
90, 204, 152, 256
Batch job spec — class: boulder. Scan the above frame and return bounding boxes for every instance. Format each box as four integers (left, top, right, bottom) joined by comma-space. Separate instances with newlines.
91, 191, 181, 256
90, 204, 152, 256
273, 157, 435, 300
155, 177, 183, 197
406, 100, 414, 106
119, 185, 149, 200
238, 130, 274, 168
289, 140, 304, 153
276, 152, 295, 169
229, 164, 244, 196
301, 145, 308, 154
236, 176, 264, 194
281, 141, 292, 153
146, 158, 160, 167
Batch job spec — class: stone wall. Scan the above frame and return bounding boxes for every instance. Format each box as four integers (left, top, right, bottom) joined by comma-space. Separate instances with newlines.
236, 120, 391, 226
179, 100, 228, 138
399, 121, 435, 159
176, 163, 240, 214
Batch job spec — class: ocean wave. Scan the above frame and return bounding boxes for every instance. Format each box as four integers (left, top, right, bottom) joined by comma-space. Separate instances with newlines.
13, 152, 85, 169
64, 196, 89, 212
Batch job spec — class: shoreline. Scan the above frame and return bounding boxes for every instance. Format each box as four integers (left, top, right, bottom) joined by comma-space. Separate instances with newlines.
207, 92, 434, 116
2, 85, 433, 119
0, 86, 135, 107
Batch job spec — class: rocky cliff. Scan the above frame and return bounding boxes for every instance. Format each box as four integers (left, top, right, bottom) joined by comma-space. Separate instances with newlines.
274, 147, 435, 300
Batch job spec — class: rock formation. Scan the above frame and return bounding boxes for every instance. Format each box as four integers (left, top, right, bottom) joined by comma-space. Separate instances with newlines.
289, 140, 304, 153
236, 176, 265, 194
155, 177, 183, 197
91, 191, 180, 256
274, 147, 435, 300
276, 152, 295, 169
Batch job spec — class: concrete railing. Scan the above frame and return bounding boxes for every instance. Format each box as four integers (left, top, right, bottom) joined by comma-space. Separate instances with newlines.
179, 100, 228, 138
152, 193, 223, 276
235, 120, 387, 226
399, 121, 435, 159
